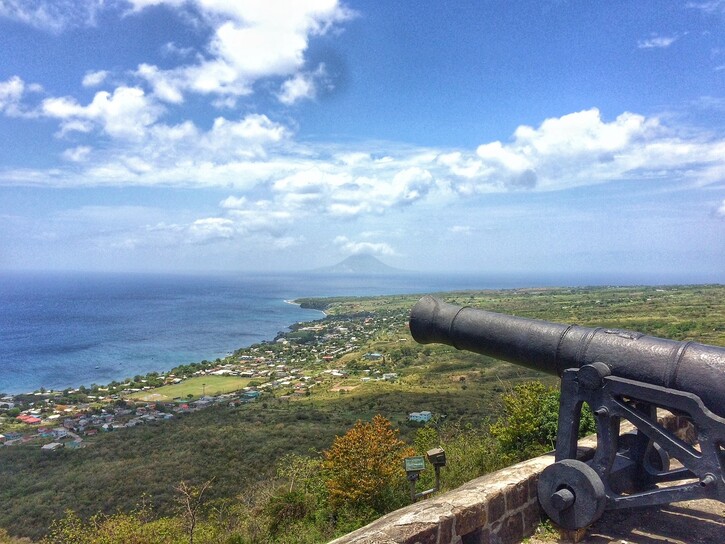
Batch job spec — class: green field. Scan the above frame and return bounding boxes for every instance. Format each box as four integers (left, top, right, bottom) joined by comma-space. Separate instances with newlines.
129, 375, 253, 401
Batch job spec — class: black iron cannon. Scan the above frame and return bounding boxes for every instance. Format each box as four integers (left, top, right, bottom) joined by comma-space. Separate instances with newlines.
409, 295, 725, 530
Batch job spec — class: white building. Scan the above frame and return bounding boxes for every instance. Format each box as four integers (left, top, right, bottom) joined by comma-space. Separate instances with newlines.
408, 411, 432, 422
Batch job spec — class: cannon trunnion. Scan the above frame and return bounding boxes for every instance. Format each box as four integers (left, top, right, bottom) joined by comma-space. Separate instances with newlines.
409, 296, 725, 530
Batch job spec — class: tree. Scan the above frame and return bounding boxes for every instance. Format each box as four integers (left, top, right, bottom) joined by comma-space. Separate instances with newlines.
174, 479, 214, 544
490, 381, 596, 461
322, 415, 414, 514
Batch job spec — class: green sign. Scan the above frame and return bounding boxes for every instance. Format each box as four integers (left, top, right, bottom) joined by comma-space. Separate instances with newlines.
404, 456, 426, 472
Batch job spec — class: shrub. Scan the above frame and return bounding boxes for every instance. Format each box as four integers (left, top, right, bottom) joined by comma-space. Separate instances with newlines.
322, 415, 414, 515
490, 381, 596, 461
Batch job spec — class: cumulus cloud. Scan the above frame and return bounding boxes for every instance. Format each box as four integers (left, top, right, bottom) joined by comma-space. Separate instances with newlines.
333, 235, 395, 256
132, 1, 354, 103
2, 103, 724, 239
438, 108, 720, 194
41, 86, 164, 139
277, 64, 330, 105
188, 217, 235, 243
278, 72, 317, 105
82, 70, 109, 88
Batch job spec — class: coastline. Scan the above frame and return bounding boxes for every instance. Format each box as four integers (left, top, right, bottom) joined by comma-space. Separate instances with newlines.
4, 274, 723, 396
284, 298, 328, 317
0, 284, 327, 395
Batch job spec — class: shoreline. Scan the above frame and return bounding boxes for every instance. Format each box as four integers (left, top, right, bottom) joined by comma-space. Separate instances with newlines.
284, 298, 328, 317
3, 297, 329, 397
4, 281, 724, 397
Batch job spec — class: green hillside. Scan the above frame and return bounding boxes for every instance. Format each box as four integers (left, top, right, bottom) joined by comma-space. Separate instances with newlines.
1, 285, 723, 541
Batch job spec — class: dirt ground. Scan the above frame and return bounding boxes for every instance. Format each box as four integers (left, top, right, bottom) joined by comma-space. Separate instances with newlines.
526, 498, 725, 544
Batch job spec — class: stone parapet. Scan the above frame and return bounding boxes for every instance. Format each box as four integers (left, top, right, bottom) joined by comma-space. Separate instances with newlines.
329, 436, 597, 544
329, 414, 691, 544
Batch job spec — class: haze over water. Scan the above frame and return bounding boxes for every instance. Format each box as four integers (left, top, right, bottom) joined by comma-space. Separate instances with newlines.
1, 270, 720, 395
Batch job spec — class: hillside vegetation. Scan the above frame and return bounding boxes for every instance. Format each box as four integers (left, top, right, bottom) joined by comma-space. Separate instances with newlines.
1, 285, 722, 542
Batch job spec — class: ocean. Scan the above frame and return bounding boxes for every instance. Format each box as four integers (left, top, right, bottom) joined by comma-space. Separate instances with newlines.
0, 270, 479, 395
0, 269, 716, 395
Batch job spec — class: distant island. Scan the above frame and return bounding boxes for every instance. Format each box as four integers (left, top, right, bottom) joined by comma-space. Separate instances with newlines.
312, 254, 404, 275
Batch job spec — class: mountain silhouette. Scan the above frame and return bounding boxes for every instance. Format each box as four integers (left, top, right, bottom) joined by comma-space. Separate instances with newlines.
313, 254, 401, 275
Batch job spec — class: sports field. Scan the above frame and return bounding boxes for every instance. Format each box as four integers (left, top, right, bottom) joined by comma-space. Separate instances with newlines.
129, 375, 253, 402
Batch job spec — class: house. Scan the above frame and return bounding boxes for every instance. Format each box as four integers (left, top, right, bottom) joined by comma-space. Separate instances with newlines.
52, 428, 68, 439
41, 442, 65, 451
364, 352, 384, 361
16, 414, 42, 425
408, 411, 433, 423
382, 373, 398, 381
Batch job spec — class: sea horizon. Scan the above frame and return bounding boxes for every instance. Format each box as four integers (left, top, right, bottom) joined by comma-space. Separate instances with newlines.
1, 269, 722, 395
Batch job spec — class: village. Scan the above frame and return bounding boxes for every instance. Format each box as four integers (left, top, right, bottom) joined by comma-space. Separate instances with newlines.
0, 304, 429, 451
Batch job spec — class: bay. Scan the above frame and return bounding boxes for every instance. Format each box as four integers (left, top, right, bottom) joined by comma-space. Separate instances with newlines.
0, 269, 713, 395
0, 270, 483, 395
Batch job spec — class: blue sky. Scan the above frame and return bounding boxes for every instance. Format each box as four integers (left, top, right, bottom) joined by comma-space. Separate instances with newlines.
0, 0, 723, 279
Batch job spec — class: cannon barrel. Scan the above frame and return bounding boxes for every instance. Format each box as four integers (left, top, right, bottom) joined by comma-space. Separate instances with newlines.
409, 296, 725, 419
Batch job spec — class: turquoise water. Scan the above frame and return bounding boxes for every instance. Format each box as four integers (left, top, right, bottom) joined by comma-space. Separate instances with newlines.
1, 269, 715, 394
0, 271, 474, 394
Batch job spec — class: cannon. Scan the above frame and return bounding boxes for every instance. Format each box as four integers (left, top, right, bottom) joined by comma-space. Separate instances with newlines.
409, 295, 725, 530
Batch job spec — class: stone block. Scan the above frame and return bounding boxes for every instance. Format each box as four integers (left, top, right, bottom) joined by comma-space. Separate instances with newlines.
498, 512, 523, 544
487, 491, 506, 523
505, 479, 529, 510
452, 501, 487, 536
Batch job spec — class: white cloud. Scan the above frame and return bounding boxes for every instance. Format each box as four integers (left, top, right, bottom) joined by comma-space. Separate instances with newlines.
136, 63, 187, 104
717, 199, 725, 218
686, 1, 725, 15
277, 63, 330, 105
0, 76, 25, 115
132, 1, 354, 103
61, 146, 91, 162
219, 195, 247, 209
637, 34, 680, 49
278, 72, 316, 105
82, 70, 109, 88
333, 235, 395, 256
449, 225, 473, 235
41, 86, 164, 140
228, 207, 294, 236
208, 114, 287, 148
449, 108, 679, 192
125, 0, 187, 12
0, 0, 105, 33
2, 107, 723, 235
273, 236, 303, 249
188, 217, 236, 242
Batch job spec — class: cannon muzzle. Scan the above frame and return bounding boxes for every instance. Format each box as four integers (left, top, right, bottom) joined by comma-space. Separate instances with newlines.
410, 295, 725, 419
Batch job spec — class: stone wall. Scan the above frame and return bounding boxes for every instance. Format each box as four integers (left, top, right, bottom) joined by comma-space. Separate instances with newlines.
329, 415, 692, 544
328, 436, 595, 544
